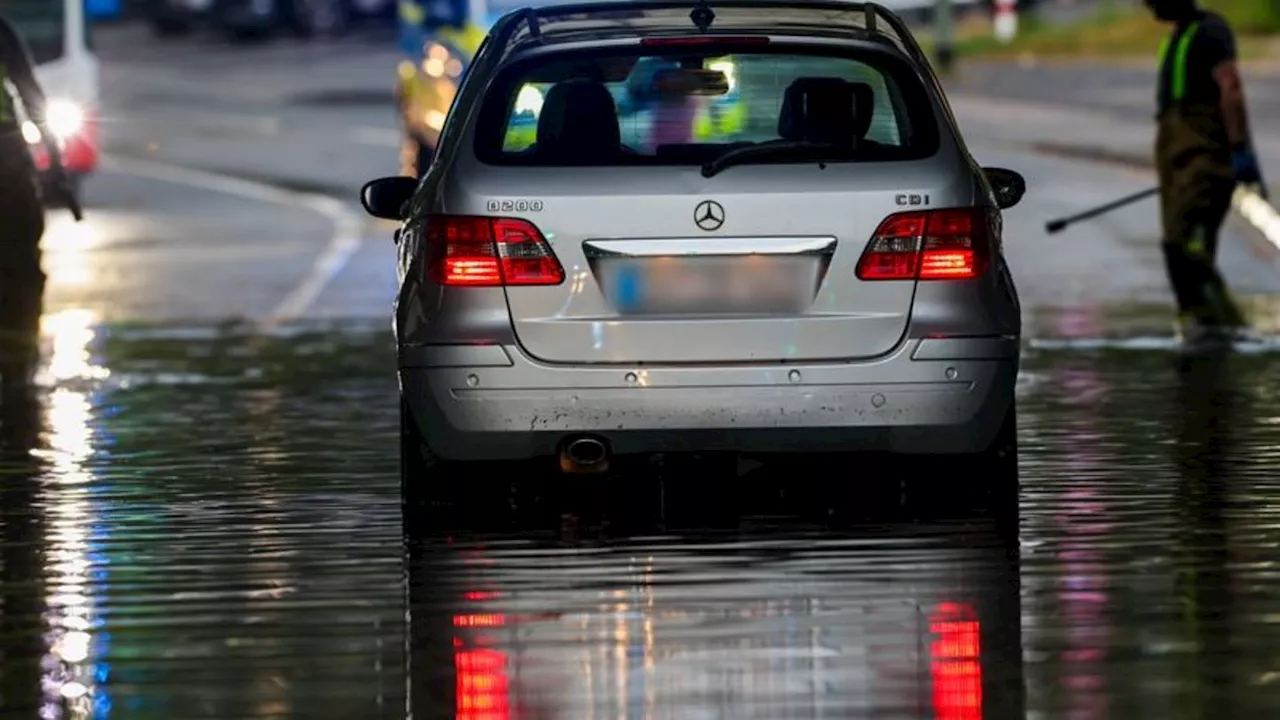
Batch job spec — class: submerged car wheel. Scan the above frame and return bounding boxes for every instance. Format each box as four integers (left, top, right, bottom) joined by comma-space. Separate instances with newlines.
400, 396, 554, 529
400, 397, 477, 517
400, 397, 432, 511
971, 404, 1019, 519
903, 404, 1019, 521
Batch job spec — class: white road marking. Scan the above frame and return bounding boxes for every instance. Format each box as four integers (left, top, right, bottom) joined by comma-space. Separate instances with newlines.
102, 154, 365, 332
351, 126, 402, 148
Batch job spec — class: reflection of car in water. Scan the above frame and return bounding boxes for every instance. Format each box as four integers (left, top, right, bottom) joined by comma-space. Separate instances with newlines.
407, 520, 1025, 718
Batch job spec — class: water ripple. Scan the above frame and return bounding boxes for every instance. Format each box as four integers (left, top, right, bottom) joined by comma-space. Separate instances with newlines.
3, 321, 1280, 718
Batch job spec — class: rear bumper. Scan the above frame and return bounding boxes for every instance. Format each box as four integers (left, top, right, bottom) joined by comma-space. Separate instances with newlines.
401, 336, 1019, 461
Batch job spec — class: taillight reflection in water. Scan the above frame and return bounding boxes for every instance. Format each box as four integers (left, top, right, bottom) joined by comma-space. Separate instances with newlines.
930, 602, 982, 720
454, 601, 510, 720
455, 647, 511, 720
409, 521, 1024, 718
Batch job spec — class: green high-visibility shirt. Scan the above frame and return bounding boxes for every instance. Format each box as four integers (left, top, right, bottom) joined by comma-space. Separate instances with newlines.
1157, 10, 1236, 113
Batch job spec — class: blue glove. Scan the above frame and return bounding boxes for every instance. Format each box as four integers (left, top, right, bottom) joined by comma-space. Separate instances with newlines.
1231, 145, 1264, 186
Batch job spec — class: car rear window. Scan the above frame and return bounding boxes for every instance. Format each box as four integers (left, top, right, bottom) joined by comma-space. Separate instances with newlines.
472, 44, 940, 167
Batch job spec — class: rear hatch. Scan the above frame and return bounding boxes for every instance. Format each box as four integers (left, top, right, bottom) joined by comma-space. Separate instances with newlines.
465, 163, 967, 364
455, 38, 964, 364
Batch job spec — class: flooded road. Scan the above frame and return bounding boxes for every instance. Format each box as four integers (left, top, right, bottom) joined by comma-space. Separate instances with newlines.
4, 316, 1280, 718
0, 319, 403, 719
6, 24, 1280, 718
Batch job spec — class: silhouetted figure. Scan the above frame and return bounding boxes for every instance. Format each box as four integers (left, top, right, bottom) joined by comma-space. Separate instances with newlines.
1144, 0, 1264, 339
1, 13, 70, 386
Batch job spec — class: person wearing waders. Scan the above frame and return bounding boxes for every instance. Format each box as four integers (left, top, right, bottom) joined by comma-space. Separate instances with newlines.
1145, 0, 1266, 342
0, 14, 72, 387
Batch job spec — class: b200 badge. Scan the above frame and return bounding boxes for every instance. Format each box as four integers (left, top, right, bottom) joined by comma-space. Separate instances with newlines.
487, 199, 544, 212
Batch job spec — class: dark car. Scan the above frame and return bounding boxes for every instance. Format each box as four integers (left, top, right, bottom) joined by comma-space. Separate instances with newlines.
147, 0, 392, 41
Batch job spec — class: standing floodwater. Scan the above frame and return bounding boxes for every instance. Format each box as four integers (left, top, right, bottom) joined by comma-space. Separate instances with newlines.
2, 318, 1280, 717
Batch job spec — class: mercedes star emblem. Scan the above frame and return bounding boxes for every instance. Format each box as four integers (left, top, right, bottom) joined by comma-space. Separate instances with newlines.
694, 200, 725, 231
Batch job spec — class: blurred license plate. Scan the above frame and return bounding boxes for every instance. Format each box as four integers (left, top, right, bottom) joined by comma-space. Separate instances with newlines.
605, 256, 819, 315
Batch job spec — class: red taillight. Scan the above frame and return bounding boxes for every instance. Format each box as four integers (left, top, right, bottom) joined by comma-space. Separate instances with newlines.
855, 208, 993, 281
425, 215, 564, 287
640, 35, 771, 47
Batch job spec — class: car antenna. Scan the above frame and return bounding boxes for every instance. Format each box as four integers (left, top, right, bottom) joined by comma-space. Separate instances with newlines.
690, 0, 715, 33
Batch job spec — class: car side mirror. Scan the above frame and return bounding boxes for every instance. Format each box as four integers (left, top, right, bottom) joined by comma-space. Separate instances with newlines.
983, 167, 1026, 210
360, 176, 419, 220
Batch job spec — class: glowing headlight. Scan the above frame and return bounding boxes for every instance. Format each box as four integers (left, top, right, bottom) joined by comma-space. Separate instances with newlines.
46, 99, 85, 140
22, 120, 41, 144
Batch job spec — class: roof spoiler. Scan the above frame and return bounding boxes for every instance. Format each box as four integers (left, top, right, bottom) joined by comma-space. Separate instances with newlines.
488, 1, 932, 68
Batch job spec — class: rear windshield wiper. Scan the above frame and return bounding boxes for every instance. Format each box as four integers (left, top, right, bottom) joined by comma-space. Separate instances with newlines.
700, 140, 857, 178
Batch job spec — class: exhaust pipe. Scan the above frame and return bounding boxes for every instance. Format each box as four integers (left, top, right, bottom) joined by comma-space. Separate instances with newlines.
559, 436, 610, 475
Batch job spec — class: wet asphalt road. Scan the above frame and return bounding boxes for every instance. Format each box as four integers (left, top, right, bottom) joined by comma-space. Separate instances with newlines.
5, 23, 1280, 720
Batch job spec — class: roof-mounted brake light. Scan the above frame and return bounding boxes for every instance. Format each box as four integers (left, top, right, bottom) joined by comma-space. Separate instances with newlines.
640, 36, 770, 48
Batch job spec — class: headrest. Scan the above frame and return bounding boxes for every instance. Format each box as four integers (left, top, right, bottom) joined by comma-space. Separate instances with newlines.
777, 78, 875, 145
535, 80, 622, 164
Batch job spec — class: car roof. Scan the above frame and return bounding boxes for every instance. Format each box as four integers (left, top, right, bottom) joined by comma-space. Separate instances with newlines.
487, 0, 929, 67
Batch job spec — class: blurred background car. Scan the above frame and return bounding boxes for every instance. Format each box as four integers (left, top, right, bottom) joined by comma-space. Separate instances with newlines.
145, 0, 395, 41
394, 0, 489, 176
11, 0, 101, 205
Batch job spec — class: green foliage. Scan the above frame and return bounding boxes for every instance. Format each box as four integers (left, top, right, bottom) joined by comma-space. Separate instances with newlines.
951, 0, 1280, 60
1204, 0, 1280, 35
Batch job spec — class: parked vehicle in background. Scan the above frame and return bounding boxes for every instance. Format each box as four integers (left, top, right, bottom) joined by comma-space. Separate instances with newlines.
394, 0, 489, 176
146, 0, 394, 42
146, 0, 218, 36
364, 0, 1027, 513
12, 0, 99, 205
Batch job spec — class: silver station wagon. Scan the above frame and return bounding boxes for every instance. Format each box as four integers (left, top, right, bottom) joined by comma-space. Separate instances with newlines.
360, 0, 1026, 510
